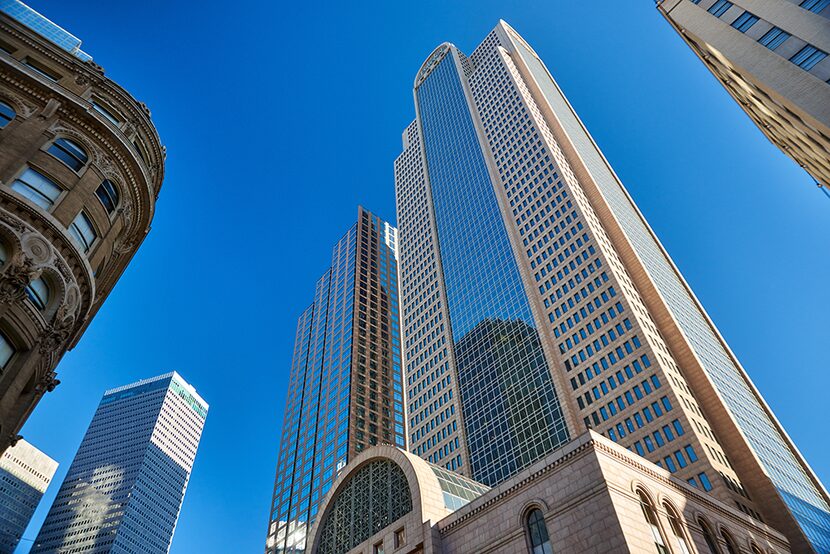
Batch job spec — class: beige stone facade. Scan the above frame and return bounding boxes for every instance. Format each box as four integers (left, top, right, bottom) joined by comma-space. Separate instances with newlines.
307, 432, 789, 554
657, 0, 830, 190
0, 8, 163, 453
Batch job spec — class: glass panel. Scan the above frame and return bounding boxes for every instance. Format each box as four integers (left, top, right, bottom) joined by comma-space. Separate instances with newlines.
0, 100, 15, 126
95, 179, 119, 213
26, 277, 49, 310
0, 240, 7, 265
69, 211, 97, 253
12, 168, 61, 209
48, 138, 87, 171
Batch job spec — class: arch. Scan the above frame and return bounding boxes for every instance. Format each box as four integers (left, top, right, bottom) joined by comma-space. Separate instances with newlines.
414, 42, 453, 88
749, 543, 764, 554
719, 527, 740, 554
697, 516, 722, 554
635, 486, 670, 554
662, 500, 692, 554
525, 506, 553, 554
47, 137, 89, 172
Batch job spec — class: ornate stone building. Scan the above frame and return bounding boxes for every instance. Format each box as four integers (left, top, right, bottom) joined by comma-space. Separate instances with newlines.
306, 432, 791, 554
0, 2, 164, 453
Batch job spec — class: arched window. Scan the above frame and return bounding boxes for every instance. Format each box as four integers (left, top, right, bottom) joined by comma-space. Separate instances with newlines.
721, 529, 739, 554
699, 518, 721, 554
48, 137, 88, 171
750, 545, 764, 554
0, 100, 15, 127
526, 508, 553, 554
95, 179, 119, 214
664, 503, 691, 554
26, 276, 49, 310
637, 490, 669, 554
69, 211, 97, 253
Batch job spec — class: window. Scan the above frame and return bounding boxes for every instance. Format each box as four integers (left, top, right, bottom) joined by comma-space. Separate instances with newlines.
11, 168, 61, 209
526, 508, 553, 554
708, 0, 733, 17
731, 11, 759, 32
758, 27, 791, 50
664, 504, 692, 554
790, 45, 828, 70
96, 179, 120, 214
698, 472, 713, 491
800, 0, 830, 13
394, 528, 405, 548
638, 491, 669, 554
0, 240, 7, 266
0, 100, 14, 127
26, 276, 49, 310
23, 58, 60, 81
721, 530, 740, 554
69, 211, 97, 253
91, 100, 121, 126
699, 518, 721, 554
48, 138, 88, 172
0, 330, 14, 370
373, 541, 385, 554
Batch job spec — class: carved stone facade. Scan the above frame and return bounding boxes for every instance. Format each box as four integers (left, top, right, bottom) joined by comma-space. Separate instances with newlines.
308, 433, 791, 554
0, 8, 164, 454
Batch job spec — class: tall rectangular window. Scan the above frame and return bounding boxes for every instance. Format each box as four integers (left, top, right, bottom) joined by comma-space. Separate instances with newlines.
758, 27, 791, 50
69, 211, 97, 253
0, 330, 14, 370
790, 45, 828, 70
800, 0, 830, 13
11, 168, 61, 209
731, 11, 759, 32
708, 0, 733, 17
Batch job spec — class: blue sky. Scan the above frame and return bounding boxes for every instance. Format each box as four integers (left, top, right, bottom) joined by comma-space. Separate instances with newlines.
15, 1, 829, 552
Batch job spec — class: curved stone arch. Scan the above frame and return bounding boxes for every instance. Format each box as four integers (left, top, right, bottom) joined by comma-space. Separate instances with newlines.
32, 264, 67, 322
46, 122, 104, 168
0, 90, 34, 120
307, 445, 448, 554
516, 498, 550, 528
0, 220, 24, 267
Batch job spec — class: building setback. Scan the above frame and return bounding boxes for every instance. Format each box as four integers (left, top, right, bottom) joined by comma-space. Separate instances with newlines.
0, 0, 165, 454
657, 0, 830, 192
265, 207, 405, 554
394, 20, 829, 553
0, 439, 56, 553
31, 372, 207, 554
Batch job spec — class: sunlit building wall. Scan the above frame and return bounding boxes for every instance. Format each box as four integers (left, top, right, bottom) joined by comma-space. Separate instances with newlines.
31, 372, 207, 554
265, 207, 404, 554
394, 20, 829, 553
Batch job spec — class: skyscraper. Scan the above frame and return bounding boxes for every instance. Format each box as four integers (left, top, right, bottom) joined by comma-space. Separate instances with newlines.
0, 439, 57, 553
657, 0, 830, 192
265, 207, 404, 554
32, 372, 207, 554
0, 0, 165, 454
394, 21, 829, 553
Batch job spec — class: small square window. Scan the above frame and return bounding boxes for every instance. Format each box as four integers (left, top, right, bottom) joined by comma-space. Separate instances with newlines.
394, 528, 405, 548
373, 541, 384, 554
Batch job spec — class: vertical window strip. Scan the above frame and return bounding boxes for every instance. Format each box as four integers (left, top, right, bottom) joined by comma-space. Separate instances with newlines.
708, 0, 733, 17
758, 27, 791, 50
800, 0, 830, 14
790, 45, 828, 70
731, 11, 759, 33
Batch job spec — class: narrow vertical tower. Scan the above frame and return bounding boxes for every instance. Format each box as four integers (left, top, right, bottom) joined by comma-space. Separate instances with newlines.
31, 372, 207, 554
395, 21, 829, 552
265, 207, 404, 554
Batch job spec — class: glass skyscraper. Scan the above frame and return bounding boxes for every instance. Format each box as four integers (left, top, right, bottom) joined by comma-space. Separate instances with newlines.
395, 21, 829, 552
32, 372, 208, 554
0, 440, 57, 553
265, 207, 404, 554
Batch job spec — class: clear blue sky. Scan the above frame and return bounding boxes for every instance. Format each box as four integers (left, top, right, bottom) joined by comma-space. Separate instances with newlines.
16, 1, 829, 552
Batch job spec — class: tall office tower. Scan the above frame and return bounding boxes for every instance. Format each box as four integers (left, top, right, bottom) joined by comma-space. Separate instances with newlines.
32, 372, 207, 554
394, 21, 829, 552
657, 0, 830, 192
264, 207, 404, 554
0, 0, 165, 454
0, 439, 57, 553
